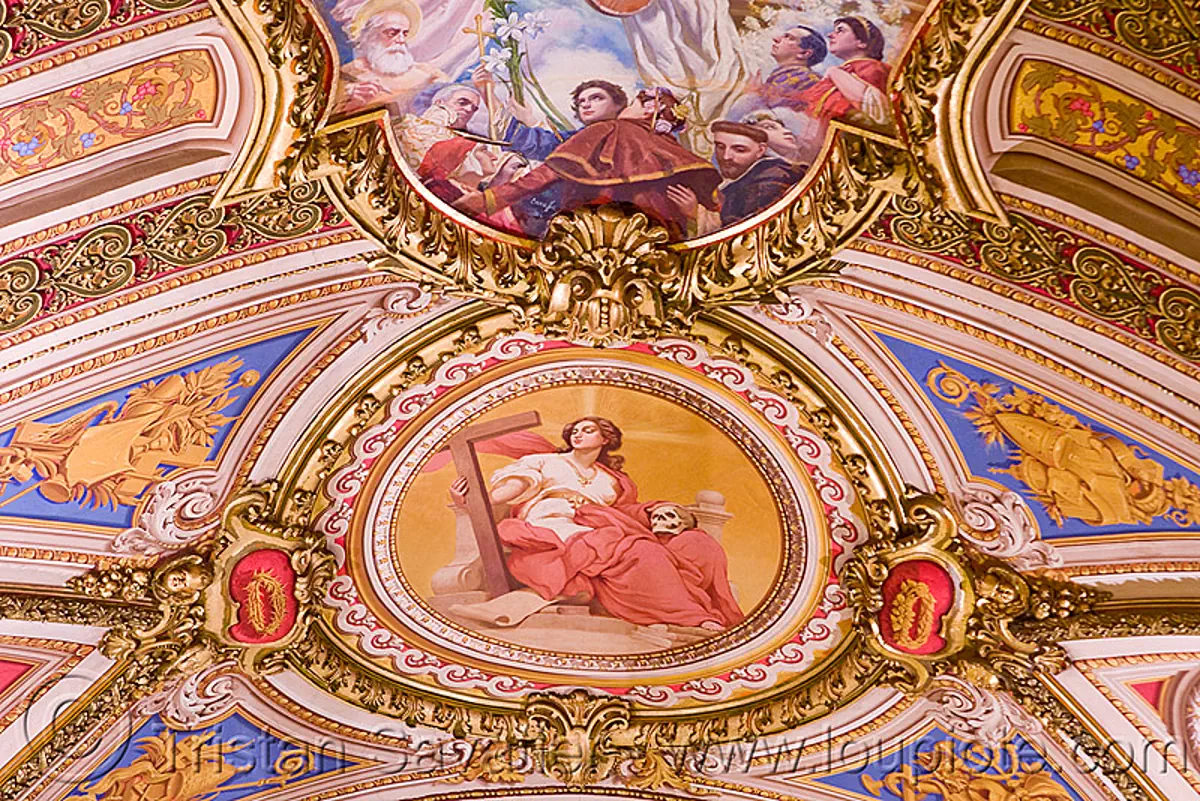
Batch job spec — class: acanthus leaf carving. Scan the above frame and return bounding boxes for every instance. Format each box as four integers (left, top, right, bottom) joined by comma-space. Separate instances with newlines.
955, 482, 1063, 571
0, 182, 343, 335
111, 467, 224, 556
924, 675, 1042, 748
133, 659, 239, 729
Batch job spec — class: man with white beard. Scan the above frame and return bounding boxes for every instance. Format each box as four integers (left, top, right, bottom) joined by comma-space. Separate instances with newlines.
337, 0, 447, 114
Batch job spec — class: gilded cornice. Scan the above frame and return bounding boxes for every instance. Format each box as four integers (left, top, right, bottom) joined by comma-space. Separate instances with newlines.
0, 180, 348, 340
819, 281, 1200, 453
0, 0, 205, 73
0, 636, 93, 731
860, 194, 1200, 368
1025, 0, 1200, 86
0, 175, 221, 257
838, 242, 1200, 409
1076, 655, 1200, 796
0, 6, 211, 87
0, 660, 134, 798
210, 0, 1028, 332
0, 266, 385, 403
1018, 16, 1200, 105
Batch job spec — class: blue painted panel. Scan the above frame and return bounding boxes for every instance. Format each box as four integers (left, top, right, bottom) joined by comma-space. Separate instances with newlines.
0, 328, 313, 528
877, 332, 1200, 539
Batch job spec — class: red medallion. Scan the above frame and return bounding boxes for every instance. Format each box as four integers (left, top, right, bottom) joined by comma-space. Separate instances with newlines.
228, 548, 299, 644
878, 559, 955, 655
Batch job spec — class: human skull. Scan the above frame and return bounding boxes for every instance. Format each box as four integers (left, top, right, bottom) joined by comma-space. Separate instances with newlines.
650, 504, 693, 536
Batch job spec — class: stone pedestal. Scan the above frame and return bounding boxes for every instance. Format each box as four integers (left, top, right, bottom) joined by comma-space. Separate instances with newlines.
430, 504, 485, 596
688, 490, 731, 542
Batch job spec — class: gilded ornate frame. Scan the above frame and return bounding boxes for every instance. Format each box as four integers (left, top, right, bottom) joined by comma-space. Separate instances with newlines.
208, 0, 1026, 338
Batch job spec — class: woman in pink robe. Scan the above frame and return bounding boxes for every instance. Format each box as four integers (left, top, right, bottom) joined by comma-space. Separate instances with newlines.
450, 416, 744, 630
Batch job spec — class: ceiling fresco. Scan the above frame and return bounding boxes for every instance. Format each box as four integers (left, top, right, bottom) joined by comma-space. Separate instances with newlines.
1, 0, 1200, 801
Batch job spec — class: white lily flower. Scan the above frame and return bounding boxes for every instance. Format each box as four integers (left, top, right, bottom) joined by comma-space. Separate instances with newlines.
481, 46, 513, 81
495, 12, 526, 42
522, 10, 549, 39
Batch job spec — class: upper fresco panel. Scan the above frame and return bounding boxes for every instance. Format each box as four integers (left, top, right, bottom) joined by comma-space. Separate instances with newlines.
318, 0, 926, 242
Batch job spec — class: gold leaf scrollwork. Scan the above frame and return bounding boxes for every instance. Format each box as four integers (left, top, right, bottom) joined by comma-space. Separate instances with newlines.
525, 690, 631, 787
0, 183, 338, 334
0, 0, 192, 65
51, 226, 136, 298
862, 740, 1075, 801
139, 195, 227, 267
1027, 0, 1200, 82
0, 224, 136, 326
889, 579, 937, 650
534, 205, 679, 343
0, 0, 110, 62
0, 258, 41, 330
233, 180, 326, 240
874, 195, 1200, 360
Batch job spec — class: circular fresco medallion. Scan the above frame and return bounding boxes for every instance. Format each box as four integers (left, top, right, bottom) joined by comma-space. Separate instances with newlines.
317, 0, 929, 243
319, 334, 866, 706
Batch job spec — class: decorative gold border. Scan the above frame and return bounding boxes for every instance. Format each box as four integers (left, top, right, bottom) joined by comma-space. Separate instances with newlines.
816, 281, 1200, 454
0, 264, 385, 404
208, 0, 1027, 316
1018, 17, 1200, 105
860, 196, 1200, 381
1077, 652, 1200, 796
0, 7, 213, 86
0, 636, 92, 732
337, 347, 828, 685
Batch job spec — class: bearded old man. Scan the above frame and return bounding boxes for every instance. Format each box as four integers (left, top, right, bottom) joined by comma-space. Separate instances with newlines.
336, 0, 447, 114
395, 84, 528, 230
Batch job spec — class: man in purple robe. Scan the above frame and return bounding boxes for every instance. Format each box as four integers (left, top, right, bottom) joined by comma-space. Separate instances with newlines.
746, 25, 827, 112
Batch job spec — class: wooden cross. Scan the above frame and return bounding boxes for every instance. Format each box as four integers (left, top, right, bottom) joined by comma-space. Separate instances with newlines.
447, 410, 541, 598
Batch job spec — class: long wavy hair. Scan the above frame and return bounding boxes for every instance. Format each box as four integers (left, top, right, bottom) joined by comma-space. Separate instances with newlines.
560, 416, 625, 472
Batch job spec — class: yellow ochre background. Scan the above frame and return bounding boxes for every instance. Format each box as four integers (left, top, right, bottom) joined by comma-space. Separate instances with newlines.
393, 385, 784, 614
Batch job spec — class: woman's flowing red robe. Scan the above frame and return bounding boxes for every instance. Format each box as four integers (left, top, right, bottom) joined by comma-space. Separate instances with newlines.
496, 463, 745, 629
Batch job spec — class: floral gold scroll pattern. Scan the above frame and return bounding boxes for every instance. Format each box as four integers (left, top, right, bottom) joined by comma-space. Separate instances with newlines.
0, 50, 216, 187
1026, 0, 1200, 84
864, 196, 1200, 362
0, 0, 203, 69
0, 181, 344, 334
1009, 60, 1200, 210
927, 362, 1200, 528
861, 739, 1076, 801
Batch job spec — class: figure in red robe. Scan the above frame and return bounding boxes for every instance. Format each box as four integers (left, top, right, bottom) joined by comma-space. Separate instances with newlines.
797, 17, 893, 129
454, 88, 721, 241
449, 416, 745, 630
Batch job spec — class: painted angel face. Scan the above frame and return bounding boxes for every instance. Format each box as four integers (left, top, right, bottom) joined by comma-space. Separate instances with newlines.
650, 505, 688, 536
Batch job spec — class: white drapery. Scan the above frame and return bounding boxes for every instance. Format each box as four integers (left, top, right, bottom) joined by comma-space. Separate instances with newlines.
622, 0, 745, 155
